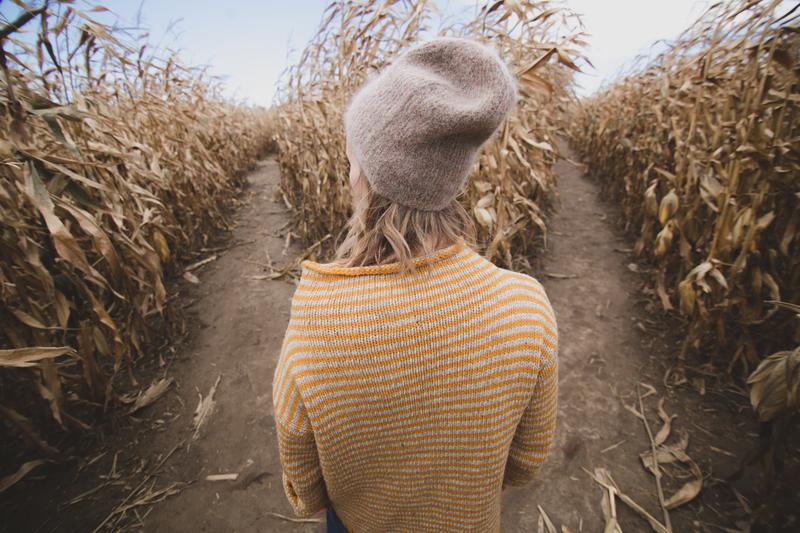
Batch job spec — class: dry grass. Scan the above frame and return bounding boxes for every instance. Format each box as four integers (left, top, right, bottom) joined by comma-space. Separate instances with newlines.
0, 3, 273, 466
275, 0, 586, 271
570, 0, 800, 375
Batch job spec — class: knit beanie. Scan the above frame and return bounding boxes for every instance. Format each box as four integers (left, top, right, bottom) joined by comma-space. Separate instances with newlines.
344, 37, 518, 211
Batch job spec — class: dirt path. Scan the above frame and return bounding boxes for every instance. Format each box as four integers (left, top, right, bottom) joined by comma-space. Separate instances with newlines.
4, 151, 759, 532
500, 147, 757, 531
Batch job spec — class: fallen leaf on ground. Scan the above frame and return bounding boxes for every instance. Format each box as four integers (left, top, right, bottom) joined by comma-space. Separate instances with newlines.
206, 473, 239, 481
636, 428, 704, 511
599, 468, 622, 533
653, 398, 676, 446
184, 254, 218, 272
115, 481, 186, 517
639, 382, 657, 398
537, 505, 558, 533
664, 476, 703, 510
586, 467, 669, 533
640, 433, 691, 473
183, 271, 200, 284
600, 439, 626, 454
664, 462, 703, 510
624, 403, 645, 420
193, 375, 221, 440
0, 460, 47, 493
129, 377, 175, 414
545, 272, 578, 279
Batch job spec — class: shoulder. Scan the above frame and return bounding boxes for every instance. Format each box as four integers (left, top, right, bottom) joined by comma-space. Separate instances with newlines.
495, 267, 553, 308
458, 250, 555, 324
294, 261, 341, 297
288, 262, 387, 324
285, 264, 344, 324
494, 267, 558, 356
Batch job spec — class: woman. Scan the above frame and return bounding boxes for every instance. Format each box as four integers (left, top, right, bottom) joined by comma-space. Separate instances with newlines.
272, 37, 558, 533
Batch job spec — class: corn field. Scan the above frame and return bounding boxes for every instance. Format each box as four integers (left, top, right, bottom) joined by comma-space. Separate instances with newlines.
570, 0, 800, 377
1, 3, 273, 460
2, 0, 799, 528
275, 0, 586, 271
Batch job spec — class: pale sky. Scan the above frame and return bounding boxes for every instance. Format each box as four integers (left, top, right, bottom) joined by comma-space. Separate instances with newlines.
1, 1, 712, 106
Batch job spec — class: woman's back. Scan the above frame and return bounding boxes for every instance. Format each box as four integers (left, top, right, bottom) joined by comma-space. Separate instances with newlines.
272, 241, 558, 532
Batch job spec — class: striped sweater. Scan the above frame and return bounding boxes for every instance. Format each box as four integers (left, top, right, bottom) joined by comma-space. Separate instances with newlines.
272, 241, 558, 532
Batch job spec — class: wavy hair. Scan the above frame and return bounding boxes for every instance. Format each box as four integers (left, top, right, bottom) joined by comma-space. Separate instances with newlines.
335, 184, 475, 271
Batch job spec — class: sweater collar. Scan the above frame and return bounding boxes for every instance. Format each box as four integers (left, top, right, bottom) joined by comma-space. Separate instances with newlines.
301, 240, 467, 277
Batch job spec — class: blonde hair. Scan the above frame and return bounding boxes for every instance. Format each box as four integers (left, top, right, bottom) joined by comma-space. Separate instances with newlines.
335, 184, 475, 271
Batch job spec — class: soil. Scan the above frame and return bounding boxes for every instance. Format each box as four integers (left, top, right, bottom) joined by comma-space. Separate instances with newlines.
1, 148, 789, 532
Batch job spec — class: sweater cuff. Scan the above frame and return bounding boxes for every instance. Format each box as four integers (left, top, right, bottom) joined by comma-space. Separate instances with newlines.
283, 472, 329, 517
502, 462, 538, 488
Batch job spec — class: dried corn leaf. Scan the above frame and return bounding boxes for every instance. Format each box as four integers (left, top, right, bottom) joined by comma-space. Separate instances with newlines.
193, 375, 221, 440
587, 467, 669, 533
653, 399, 675, 446
0, 2, 274, 461
129, 377, 175, 414
747, 346, 800, 421
664, 476, 702, 510
570, 0, 800, 375
537, 505, 557, 533
0, 460, 48, 494
0, 346, 75, 368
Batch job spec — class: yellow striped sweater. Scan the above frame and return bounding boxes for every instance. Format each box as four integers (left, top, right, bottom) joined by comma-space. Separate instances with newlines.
272, 241, 558, 532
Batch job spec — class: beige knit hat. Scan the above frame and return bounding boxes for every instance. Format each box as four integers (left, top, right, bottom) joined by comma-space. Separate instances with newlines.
344, 37, 518, 211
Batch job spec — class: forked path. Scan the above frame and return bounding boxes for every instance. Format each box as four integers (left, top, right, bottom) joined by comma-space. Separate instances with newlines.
501, 146, 753, 531
6, 150, 754, 532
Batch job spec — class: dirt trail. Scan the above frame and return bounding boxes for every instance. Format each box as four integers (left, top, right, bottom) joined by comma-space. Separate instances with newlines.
500, 148, 757, 531
4, 150, 758, 532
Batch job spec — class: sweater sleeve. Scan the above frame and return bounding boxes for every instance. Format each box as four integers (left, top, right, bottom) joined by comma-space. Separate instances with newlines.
272, 339, 328, 516
503, 299, 559, 488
